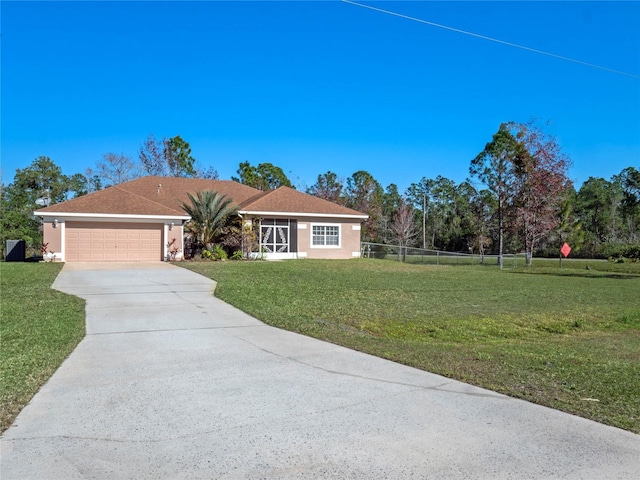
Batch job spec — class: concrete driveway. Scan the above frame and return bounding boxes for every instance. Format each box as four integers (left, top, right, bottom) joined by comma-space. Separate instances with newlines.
1, 263, 639, 479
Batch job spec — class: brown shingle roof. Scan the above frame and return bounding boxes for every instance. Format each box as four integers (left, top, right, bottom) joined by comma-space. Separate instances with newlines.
35, 185, 187, 216
239, 186, 367, 218
117, 176, 260, 210
36, 176, 260, 216
35, 176, 367, 219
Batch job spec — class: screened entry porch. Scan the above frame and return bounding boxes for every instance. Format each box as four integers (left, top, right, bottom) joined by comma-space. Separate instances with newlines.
259, 218, 298, 259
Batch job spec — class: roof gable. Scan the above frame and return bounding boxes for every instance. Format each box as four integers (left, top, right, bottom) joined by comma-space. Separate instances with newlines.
239, 186, 367, 218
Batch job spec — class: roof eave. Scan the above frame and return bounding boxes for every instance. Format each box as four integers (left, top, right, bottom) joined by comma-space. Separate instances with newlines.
238, 210, 368, 220
34, 211, 191, 221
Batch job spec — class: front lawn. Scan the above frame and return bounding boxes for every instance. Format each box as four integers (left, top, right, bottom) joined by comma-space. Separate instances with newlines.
0, 262, 85, 433
182, 259, 640, 433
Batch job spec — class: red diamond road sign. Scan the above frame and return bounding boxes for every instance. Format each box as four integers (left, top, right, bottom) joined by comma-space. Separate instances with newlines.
561, 243, 571, 258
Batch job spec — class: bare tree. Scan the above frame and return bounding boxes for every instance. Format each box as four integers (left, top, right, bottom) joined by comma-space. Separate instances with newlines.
97, 152, 140, 186
139, 134, 166, 176
195, 164, 219, 179
390, 201, 419, 260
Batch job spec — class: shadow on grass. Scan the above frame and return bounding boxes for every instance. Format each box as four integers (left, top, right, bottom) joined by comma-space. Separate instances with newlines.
509, 269, 640, 280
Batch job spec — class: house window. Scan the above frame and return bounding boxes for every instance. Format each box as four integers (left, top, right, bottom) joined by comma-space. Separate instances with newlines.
312, 225, 340, 247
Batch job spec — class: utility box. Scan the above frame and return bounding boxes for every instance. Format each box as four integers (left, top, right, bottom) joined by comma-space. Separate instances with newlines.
6, 240, 26, 262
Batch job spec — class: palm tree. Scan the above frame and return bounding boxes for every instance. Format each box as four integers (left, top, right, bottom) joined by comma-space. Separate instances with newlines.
181, 190, 238, 249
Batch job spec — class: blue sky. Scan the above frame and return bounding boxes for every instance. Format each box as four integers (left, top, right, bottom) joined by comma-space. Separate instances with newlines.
2, 1, 639, 193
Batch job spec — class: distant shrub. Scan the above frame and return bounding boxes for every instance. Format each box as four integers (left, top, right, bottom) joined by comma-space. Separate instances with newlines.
622, 245, 640, 261
601, 244, 640, 263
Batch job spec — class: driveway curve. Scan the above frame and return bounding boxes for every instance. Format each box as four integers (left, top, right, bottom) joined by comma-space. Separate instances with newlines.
1, 262, 639, 479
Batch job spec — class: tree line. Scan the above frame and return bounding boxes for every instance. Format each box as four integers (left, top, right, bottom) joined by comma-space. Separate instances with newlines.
2, 126, 638, 260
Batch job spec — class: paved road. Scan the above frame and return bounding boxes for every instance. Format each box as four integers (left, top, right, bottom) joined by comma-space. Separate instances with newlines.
2, 263, 639, 479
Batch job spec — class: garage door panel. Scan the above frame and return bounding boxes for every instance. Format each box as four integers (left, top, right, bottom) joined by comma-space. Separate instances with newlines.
66, 222, 163, 262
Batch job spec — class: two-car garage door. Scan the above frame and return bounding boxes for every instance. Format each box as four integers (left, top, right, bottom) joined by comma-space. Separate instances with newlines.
66, 222, 162, 262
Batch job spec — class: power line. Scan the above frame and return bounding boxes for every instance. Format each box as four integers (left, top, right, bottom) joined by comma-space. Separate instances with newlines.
341, 0, 640, 79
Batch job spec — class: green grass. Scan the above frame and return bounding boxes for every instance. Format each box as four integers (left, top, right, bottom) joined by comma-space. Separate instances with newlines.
0, 262, 85, 433
383, 253, 640, 273
181, 259, 640, 433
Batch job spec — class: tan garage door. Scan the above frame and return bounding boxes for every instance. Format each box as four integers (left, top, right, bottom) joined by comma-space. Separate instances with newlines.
66, 222, 163, 262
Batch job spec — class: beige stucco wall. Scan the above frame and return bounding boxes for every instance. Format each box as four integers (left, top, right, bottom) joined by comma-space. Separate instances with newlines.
42, 220, 62, 259
296, 216, 363, 259
165, 224, 184, 260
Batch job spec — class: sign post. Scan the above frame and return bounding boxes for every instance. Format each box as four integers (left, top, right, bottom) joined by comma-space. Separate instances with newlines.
560, 242, 571, 268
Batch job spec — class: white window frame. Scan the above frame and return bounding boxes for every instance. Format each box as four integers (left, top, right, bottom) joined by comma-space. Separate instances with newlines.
311, 223, 341, 248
